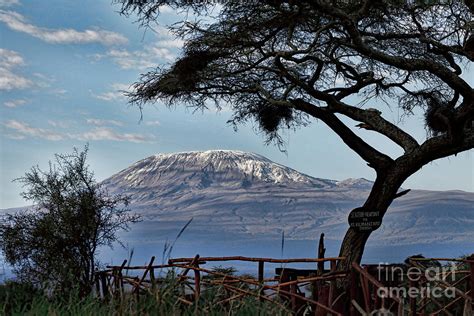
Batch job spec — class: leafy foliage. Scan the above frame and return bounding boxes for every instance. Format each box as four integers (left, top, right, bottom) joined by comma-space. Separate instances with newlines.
0, 146, 140, 297
115, 0, 474, 266
117, 0, 473, 145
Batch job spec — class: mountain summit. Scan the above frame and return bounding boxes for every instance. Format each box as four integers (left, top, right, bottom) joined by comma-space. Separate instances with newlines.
102, 150, 474, 246
105, 150, 336, 191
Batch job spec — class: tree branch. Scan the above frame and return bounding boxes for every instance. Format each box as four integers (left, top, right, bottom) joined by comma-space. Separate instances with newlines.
291, 98, 393, 170
328, 101, 420, 152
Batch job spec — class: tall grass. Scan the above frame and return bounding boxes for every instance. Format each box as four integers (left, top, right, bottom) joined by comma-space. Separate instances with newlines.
0, 278, 292, 316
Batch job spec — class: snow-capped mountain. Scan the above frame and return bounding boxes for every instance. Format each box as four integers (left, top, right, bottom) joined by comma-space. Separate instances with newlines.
103, 150, 474, 247
105, 150, 336, 190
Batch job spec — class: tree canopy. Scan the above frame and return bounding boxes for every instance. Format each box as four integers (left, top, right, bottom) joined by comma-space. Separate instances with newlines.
0, 146, 139, 296
116, 0, 474, 265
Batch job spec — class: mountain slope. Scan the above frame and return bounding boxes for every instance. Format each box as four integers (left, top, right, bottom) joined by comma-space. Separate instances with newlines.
103, 150, 474, 246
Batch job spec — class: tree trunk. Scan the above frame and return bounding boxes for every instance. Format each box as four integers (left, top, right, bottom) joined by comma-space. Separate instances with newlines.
337, 170, 406, 272
334, 170, 408, 314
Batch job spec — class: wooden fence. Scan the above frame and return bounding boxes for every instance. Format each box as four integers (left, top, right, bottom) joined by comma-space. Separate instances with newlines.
96, 254, 474, 315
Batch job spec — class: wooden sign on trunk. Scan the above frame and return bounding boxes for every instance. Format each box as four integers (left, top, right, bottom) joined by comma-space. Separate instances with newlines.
348, 207, 382, 232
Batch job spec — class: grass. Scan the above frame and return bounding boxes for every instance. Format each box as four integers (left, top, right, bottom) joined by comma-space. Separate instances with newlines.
0, 278, 292, 316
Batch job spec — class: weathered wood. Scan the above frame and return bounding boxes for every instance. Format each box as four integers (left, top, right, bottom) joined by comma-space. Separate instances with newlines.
290, 277, 297, 311
150, 266, 156, 292
216, 293, 246, 305
350, 268, 359, 316
430, 294, 465, 315
169, 255, 344, 264
410, 261, 471, 300
279, 268, 291, 301
116, 260, 127, 298
469, 254, 474, 308
316, 285, 330, 316
275, 267, 320, 277
107, 263, 174, 270
409, 279, 417, 316
178, 254, 200, 282
95, 272, 101, 298
351, 300, 367, 316
97, 253, 471, 315
315, 233, 325, 304
352, 263, 400, 302
221, 283, 289, 312
112, 268, 119, 297
409, 257, 474, 263
328, 259, 337, 307
258, 260, 264, 283
194, 263, 201, 302
360, 272, 371, 312
173, 261, 342, 314
176, 296, 193, 305
134, 256, 156, 299
268, 272, 348, 289
317, 233, 326, 274
100, 272, 109, 299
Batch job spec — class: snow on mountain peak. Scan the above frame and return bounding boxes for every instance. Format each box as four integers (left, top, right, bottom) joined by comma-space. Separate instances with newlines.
335, 178, 373, 188
106, 150, 334, 189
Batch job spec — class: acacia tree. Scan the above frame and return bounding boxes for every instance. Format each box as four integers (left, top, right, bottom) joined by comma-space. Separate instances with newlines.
0, 146, 139, 296
117, 0, 474, 270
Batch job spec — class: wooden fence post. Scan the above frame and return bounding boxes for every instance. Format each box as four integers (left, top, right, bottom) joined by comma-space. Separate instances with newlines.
350, 264, 358, 316
258, 261, 264, 283
316, 285, 330, 316
100, 272, 109, 299
194, 262, 201, 302
314, 233, 326, 304
326, 260, 336, 308
469, 254, 474, 308
112, 268, 118, 297
134, 256, 156, 302
94, 271, 101, 298
118, 259, 127, 298
317, 233, 326, 275
150, 266, 156, 292
409, 279, 417, 316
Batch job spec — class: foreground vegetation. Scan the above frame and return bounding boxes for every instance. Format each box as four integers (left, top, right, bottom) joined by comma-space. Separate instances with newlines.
0, 280, 290, 316
0, 146, 139, 298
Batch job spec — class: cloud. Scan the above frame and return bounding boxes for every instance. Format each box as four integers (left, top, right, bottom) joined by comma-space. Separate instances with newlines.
4, 98, 27, 107
0, 10, 128, 46
0, 0, 20, 7
0, 48, 32, 90
73, 127, 152, 143
145, 120, 161, 126
94, 45, 175, 70
4, 119, 64, 141
93, 83, 131, 102
47, 120, 69, 128
0, 47, 24, 68
155, 39, 183, 49
86, 118, 123, 127
4, 119, 153, 143
0, 68, 31, 90
92, 26, 181, 70
51, 88, 67, 95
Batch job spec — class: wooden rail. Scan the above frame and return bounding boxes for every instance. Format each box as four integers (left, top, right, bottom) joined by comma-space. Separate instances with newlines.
168, 255, 344, 264
407, 256, 474, 316
99, 254, 347, 314
97, 253, 474, 315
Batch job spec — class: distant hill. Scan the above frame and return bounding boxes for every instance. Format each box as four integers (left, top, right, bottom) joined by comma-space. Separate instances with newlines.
100, 150, 474, 247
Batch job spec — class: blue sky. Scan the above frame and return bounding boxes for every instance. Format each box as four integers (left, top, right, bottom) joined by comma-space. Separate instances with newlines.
0, 0, 472, 208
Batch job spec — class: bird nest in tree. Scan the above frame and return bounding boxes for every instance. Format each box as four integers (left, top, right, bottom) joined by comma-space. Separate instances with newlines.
156, 50, 224, 96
